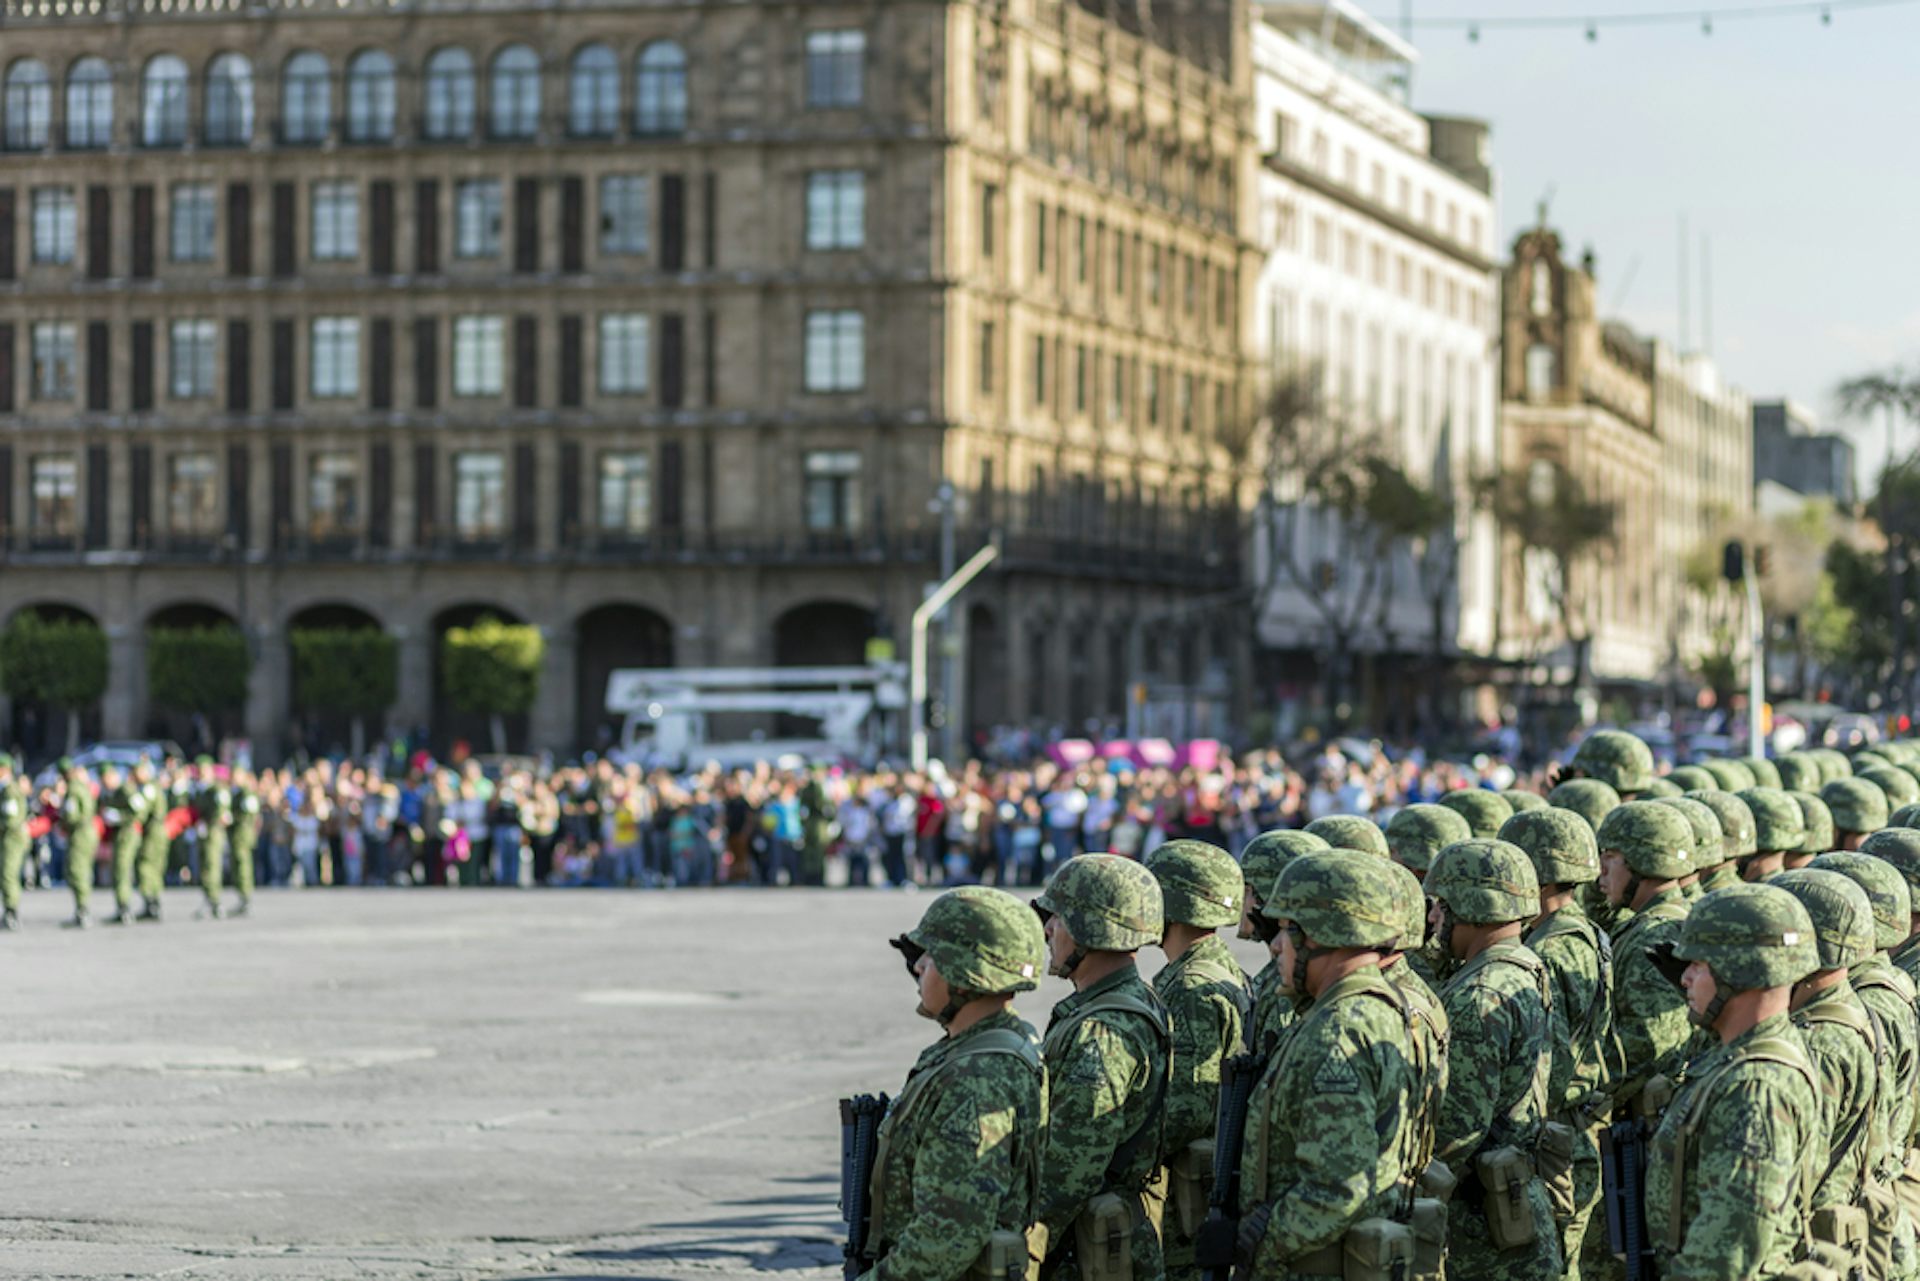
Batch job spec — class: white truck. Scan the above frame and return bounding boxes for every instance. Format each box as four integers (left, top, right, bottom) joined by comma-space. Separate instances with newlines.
605, 664, 909, 769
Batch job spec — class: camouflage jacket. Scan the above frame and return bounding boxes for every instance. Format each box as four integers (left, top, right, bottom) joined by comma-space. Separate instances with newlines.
1240, 965, 1421, 1278
1852, 955, 1920, 1157
861, 1009, 1046, 1281
231, 786, 262, 847
199, 783, 233, 834
1646, 1013, 1828, 1281
1248, 959, 1298, 1062
1701, 863, 1744, 894
0, 778, 26, 842
1524, 902, 1613, 1116
1607, 887, 1693, 1108
98, 784, 142, 837
61, 778, 97, 842
1792, 978, 1884, 1212
1893, 935, 1920, 992
1152, 935, 1251, 1160
1382, 955, 1448, 1177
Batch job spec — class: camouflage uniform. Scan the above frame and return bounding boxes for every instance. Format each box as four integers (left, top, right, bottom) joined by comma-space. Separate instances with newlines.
98, 773, 146, 920
1385, 805, 1471, 988
1596, 803, 1696, 1112
196, 767, 233, 911
59, 763, 99, 923
0, 760, 28, 925
1381, 859, 1450, 1187
136, 775, 172, 917
1438, 789, 1514, 841
1303, 814, 1389, 859
1239, 831, 1328, 1060
229, 777, 260, 909
1733, 787, 1807, 881
1686, 790, 1757, 895
1788, 791, 1836, 869
1645, 884, 1830, 1281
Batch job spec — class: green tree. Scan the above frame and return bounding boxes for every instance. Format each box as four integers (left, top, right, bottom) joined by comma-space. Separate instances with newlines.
1481, 460, 1620, 695
0, 613, 109, 752
147, 626, 251, 716
440, 616, 543, 754
290, 627, 399, 756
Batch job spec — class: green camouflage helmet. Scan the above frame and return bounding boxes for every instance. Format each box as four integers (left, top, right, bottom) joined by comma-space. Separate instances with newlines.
1385, 804, 1472, 874
1498, 807, 1600, 888
1500, 790, 1550, 814
1672, 883, 1820, 990
1382, 860, 1430, 951
1147, 840, 1243, 930
1774, 754, 1823, 793
1885, 742, 1920, 765
894, 886, 1045, 995
1426, 839, 1541, 925
1898, 763, 1920, 792
1548, 779, 1623, 832
1736, 788, 1807, 855
1596, 800, 1695, 880
1667, 765, 1720, 793
1437, 789, 1516, 839
1861, 765, 1920, 812
1703, 759, 1759, 792
1788, 791, 1835, 855
1823, 777, 1891, 836
1852, 751, 1894, 774
1814, 749, 1854, 783
1304, 815, 1391, 859
1656, 797, 1724, 870
1641, 778, 1683, 798
1571, 729, 1657, 793
1863, 828, 1920, 894
1738, 756, 1783, 788
1033, 854, 1163, 952
1239, 829, 1331, 904
1264, 850, 1404, 949
1686, 790, 1758, 862
1771, 869, 1877, 971
1809, 852, 1913, 952
1891, 804, 1920, 831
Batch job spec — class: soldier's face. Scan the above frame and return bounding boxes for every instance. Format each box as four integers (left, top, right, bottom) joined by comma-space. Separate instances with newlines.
1681, 961, 1719, 1024
1238, 885, 1259, 940
914, 954, 949, 1022
1599, 851, 1631, 905
1274, 925, 1301, 991
1044, 916, 1077, 976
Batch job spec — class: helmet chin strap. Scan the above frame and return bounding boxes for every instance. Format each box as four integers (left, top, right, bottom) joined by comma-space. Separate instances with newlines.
1051, 948, 1085, 979
1690, 981, 1732, 1030
920, 989, 977, 1026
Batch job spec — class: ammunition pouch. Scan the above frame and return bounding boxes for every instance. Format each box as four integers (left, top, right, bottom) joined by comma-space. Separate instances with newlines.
1535, 1122, 1578, 1221
1860, 1180, 1901, 1281
1473, 1146, 1538, 1251
1634, 1075, 1675, 1121
1072, 1192, 1135, 1281
1810, 1205, 1870, 1281
969, 1229, 1032, 1281
1293, 1220, 1414, 1281
1417, 1160, 1457, 1204
1897, 1152, 1920, 1245
1408, 1198, 1448, 1281
1168, 1140, 1213, 1239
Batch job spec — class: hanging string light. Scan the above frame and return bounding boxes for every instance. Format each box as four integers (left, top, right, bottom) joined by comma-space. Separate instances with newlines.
1412, 0, 1916, 39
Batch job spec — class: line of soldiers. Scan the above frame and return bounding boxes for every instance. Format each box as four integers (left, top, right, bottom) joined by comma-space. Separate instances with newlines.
0, 754, 260, 929
846, 727, 1920, 1281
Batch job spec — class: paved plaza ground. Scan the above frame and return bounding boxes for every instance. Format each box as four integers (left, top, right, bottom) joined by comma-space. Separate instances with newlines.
0, 885, 1273, 1279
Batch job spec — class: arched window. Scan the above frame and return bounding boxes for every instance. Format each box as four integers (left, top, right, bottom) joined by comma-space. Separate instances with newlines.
567, 43, 617, 137
1525, 343, 1558, 402
3, 60, 51, 151
345, 49, 395, 142
422, 47, 474, 140
1529, 260, 1552, 316
281, 50, 330, 144
141, 54, 189, 147
204, 52, 253, 146
65, 57, 113, 149
488, 44, 540, 139
633, 41, 686, 136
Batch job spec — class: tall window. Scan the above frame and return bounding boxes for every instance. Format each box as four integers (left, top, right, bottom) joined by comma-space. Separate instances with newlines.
167, 452, 220, 539
308, 452, 360, 539
141, 54, 189, 146
65, 57, 114, 149
30, 186, 75, 264
30, 323, 77, 399
453, 451, 506, 541
803, 310, 863, 392
169, 319, 216, 398
281, 51, 331, 143
423, 47, 475, 139
310, 316, 361, 398
804, 30, 864, 108
170, 182, 217, 262
311, 180, 359, 261
598, 314, 650, 394
802, 450, 861, 533
30, 456, 78, 540
454, 179, 502, 258
1525, 343, 1557, 401
453, 316, 504, 395
568, 43, 618, 137
4, 59, 51, 151
596, 451, 650, 539
204, 53, 253, 145
345, 50, 396, 142
804, 171, 864, 250
489, 44, 540, 139
599, 174, 649, 255
633, 41, 686, 135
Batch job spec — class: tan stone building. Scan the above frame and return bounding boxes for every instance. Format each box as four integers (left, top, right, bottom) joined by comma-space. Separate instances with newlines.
0, 0, 1252, 757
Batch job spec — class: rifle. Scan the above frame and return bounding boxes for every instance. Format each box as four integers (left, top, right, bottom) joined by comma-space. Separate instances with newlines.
1195, 1052, 1262, 1281
840, 1092, 891, 1281
1601, 1117, 1658, 1281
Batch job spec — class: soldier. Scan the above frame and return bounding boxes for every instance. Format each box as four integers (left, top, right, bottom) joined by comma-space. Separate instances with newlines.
97, 763, 146, 925
193, 757, 235, 918
1685, 789, 1758, 893
1237, 830, 1329, 1060
1776, 752, 1825, 794
136, 761, 173, 921
1863, 765, 1920, 815
1386, 804, 1472, 988
1544, 780, 1620, 833
1438, 789, 1514, 841
1641, 778, 1683, 799
0, 755, 28, 930
1656, 796, 1725, 901
1303, 814, 1389, 859
1786, 790, 1837, 871
1032, 855, 1172, 1281
1666, 764, 1719, 793
1380, 858, 1451, 1180
227, 767, 260, 917
1701, 758, 1759, 792
1145, 841, 1251, 1281
1501, 790, 1549, 815
1826, 777, 1892, 851
1425, 839, 1562, 1279
1644, 883, 1829, 1278
1233, 852, 1423, 1279
1892, 804, 1920, 830
57, 758, 98, 929
1596, 802, 1696, 1115
1739, 755, 1784, 789
1867, 829, 1920, 988
1500, 808, 1613, 1279
1563, 729, 1657, 800
1732, 787, 1807, 882
860, 887, 1047, 1281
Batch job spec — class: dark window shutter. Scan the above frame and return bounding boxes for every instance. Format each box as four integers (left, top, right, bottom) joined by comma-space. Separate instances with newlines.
702, 309, 717, 406
414, 443, 436, 546
368, 443, 391, 549
370, 317, 393, 409
131, 321, 154, 411
86, 321, 109, 411
660, 173, 685, 270
660, 313, 684, 408
271, 319, 294, 410
703, 171, 717, 268
130, 444, 152, 548
370, 180, 395, 277
514, 177, 539, 274
413, 317, 438, 408
225, 443, 248, 547
0, 190, 13, 281
0, 323, 12, 411
658, 440, 683, 531
512, 442, 536, 549
227, 182, 252, 276
560, 177, 584, 274
271, 181, 296, 278
513, 315, 537, 408
0, 447, 11, 547
415, 179, 440, 275
559, 315, 583, 408
86, 186, 110, 280
270, 443, 293, 551
84, 445, 109, 550
558, 441, 581, 548
226, 320, 250, 412
131, 185, 154, 279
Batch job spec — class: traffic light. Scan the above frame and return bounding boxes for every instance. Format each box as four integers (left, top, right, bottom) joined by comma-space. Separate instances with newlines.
1722, 540, 1744, 583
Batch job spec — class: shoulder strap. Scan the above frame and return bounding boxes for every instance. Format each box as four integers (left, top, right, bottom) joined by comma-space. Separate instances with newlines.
1526, 912, 1613, 1045
1667, 1035, 1821, 1254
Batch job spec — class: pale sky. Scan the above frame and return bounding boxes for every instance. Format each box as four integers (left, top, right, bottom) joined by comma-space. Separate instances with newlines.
1396, 0, 1920, 487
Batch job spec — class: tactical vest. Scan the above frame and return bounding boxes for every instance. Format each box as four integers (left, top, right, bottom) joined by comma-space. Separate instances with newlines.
1799, 993, 1889, 1207
1043, 982, 1173, 1196
1524, 910, 1614, 1107
1446, 942, 1554, 1153
1170, 945, 1255, 1034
